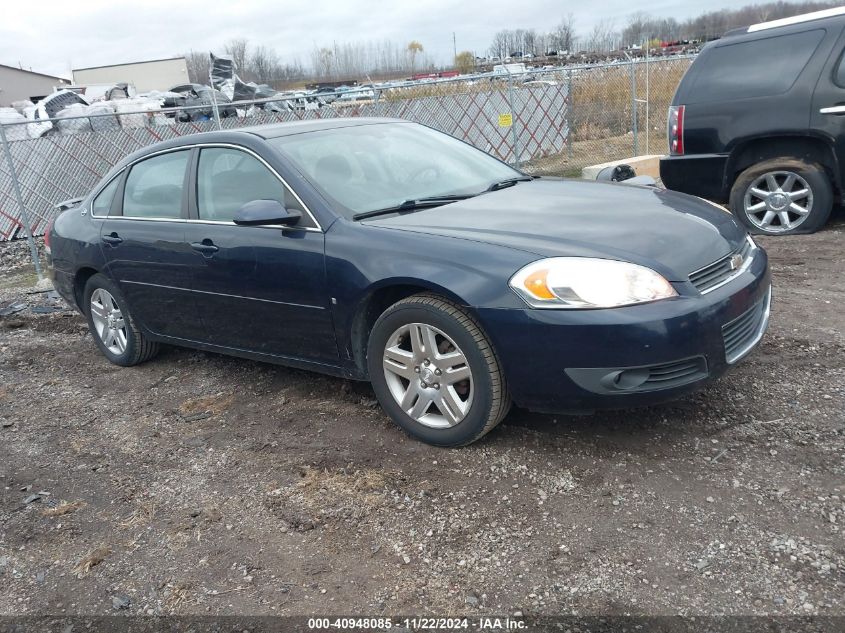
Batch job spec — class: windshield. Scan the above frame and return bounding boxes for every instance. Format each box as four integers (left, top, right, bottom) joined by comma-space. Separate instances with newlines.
269, 122, 521, 217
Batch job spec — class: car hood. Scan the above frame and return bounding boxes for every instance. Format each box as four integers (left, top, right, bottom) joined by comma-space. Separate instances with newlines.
363, 179, 747, 281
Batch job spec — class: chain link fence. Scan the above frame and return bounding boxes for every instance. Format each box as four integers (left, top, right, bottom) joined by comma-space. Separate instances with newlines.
0, 56, 693, 244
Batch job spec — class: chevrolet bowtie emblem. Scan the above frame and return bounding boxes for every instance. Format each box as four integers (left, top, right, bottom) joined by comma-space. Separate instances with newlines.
729, 254, 743, 270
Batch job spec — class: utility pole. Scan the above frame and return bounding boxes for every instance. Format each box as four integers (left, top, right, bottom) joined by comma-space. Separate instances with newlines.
453, 32, 457, 61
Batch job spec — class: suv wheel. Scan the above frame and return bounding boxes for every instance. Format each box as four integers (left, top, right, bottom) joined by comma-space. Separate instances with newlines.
730, 158, 832, 235
84, 273, 159, 367
367, 294, 511, 447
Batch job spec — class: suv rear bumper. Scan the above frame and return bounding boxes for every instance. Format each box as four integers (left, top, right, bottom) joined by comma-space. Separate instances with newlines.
660, 154, 730, 202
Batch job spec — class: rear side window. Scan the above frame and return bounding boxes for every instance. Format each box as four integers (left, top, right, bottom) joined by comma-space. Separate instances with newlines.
687, 29, 825, 102
196, 147, 303, 222
123, 150, 189, 219
91, 176, 119, 216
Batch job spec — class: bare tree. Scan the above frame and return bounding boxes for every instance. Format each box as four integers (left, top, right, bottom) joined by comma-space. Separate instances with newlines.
555, 14, 576, 52
249, 45, 278, 83
489, 30, 510, 58
587, 18, 618, 52
183, 50, 211, 84
224, 38, 250, 74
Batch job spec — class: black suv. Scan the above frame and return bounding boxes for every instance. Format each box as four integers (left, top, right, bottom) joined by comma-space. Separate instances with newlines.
660, 8, 845, 235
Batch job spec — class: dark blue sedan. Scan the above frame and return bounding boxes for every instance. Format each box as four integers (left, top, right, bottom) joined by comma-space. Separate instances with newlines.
48, 118, 772, 446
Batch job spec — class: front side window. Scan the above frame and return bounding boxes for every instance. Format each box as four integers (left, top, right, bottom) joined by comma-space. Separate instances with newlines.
92, 176, 120, 216
196, 147, 302, 222
270, 122, 520, 217
123, 150, 189, 219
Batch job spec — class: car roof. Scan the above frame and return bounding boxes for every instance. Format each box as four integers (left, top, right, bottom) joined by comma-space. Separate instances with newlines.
723, 6, 845, 38
238, 117, 407, 139
105, 118, 410, 176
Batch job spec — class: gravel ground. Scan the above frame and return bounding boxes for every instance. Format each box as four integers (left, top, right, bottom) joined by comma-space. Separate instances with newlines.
0, 219, 843, 620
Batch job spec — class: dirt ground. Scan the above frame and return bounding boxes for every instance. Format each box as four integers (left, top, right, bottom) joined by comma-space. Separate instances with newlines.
0, 214, 843, 622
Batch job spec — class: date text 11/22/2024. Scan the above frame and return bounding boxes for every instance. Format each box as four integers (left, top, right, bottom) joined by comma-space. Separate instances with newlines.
307, 616, 526, 630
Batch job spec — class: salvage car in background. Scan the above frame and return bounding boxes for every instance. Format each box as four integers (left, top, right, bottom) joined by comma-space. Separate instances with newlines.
48, 119, 771, 446
661, 7, 845, 235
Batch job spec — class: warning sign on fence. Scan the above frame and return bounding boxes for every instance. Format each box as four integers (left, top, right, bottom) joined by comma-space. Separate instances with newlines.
498, 113, 513, 128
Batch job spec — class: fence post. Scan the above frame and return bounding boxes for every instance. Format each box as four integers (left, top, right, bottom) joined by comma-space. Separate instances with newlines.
630, 57, 639, 157
208, 69, 222, 130
505, 69, 521, 169
0, 122, 43, 281
567, 68, 573, 161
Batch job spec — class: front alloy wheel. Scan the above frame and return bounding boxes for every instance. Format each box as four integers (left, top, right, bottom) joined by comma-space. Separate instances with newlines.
382, 322, 473, 428
367, 294, 510, 446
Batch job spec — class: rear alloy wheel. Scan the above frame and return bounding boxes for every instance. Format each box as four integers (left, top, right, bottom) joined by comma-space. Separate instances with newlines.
730, 158, 832, 235
90, 288, 128, 355
84, 273, 159, 367
367, 294, 510, 446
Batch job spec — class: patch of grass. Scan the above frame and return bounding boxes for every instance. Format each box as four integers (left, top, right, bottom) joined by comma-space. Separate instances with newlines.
72, 546, 111, 577
0, 267, 39, 290
179, 392, 234, 417
43, 500, 86, 517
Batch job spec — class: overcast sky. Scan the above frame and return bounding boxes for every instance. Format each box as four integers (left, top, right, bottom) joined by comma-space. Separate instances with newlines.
4, 0, 737, 78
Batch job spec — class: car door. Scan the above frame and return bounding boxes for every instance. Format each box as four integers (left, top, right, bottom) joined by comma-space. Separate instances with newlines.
184, 145, 339, 363
811, 27, 845, 185
98, 148, 205, 341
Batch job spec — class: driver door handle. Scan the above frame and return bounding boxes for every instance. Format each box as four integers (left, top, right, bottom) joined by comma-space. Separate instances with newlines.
190, 240, 219, 257
102, 232, 123, 245
819, 105, 845, 114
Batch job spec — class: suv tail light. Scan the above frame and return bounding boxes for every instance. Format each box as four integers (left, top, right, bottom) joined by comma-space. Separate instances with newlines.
43, 218, 54, 255
668, 105, 685, 156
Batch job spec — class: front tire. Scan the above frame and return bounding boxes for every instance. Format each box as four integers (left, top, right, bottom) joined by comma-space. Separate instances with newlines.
729, 158, 832, 235
367, 294, 510, 447
84, 273, 159, 367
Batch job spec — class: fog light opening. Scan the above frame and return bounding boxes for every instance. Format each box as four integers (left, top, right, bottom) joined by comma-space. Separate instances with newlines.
612, 368, 650, 390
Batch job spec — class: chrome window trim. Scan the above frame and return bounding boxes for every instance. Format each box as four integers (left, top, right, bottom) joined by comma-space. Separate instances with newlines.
747, 6, 845, 32
690, 236, 756, 296
89, 142, 324, 232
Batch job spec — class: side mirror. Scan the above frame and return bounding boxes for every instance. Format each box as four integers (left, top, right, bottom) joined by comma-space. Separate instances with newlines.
233, 199, 302, 226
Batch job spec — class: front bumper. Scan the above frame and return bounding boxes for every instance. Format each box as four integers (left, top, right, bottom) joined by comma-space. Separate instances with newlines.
477, 246, 771, 413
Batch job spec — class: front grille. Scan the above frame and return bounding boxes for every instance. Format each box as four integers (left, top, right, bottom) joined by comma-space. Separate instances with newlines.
722, 287, 772, 363
689, 238, 753, 294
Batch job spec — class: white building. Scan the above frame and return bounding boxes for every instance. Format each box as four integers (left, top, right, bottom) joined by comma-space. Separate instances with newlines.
0, 63, 70, 106
72, 57, 189, 93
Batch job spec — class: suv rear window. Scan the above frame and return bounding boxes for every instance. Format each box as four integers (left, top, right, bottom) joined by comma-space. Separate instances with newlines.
686, 29, 825, 102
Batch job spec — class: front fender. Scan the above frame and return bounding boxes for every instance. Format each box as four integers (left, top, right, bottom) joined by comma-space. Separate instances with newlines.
325, 220, 535, 372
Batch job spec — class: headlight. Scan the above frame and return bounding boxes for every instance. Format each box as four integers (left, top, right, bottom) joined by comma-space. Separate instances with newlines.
509, 257, 678, 309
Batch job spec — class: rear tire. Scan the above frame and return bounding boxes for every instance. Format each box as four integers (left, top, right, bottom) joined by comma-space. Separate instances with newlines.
367, 294, 510, 447
729, 158, 832, 235
83, 273, 159, 367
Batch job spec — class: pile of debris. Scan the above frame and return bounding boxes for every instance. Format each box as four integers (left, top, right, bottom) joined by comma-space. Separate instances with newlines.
0, 53, 330, 141
209, 53, 326, 115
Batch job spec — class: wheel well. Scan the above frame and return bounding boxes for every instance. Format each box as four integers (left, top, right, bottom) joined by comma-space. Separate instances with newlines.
73, 267, 98, 310
727, 136, 840, 194
349, 284, 460, 377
